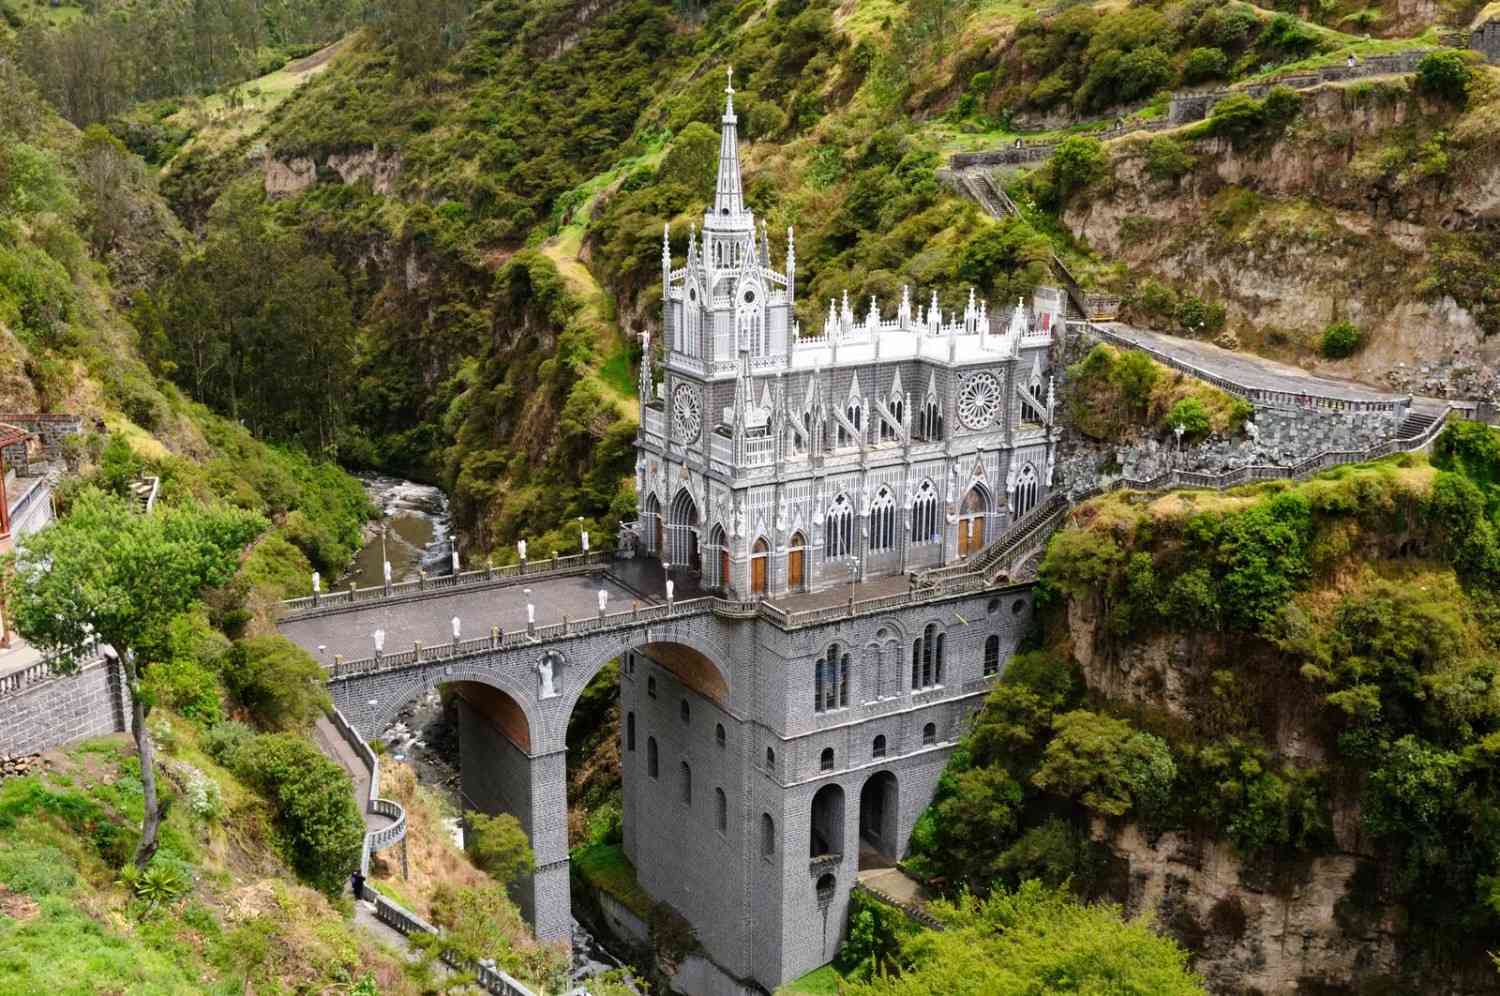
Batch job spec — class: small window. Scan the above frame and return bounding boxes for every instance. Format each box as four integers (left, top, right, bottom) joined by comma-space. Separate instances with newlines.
816, 873, 836, 904
872, 735, 886, 758
648, 737, 659, 778
680, 762, 692, 805
680, 699, 690, 724
716, 787, 727, 832
1012, 598, 1026, 616
820, 747, 835, 772
648, 675, 657, 698
922, 722, 936, 746
765, 747, 776, 773
984, 635, 1001, 677
626, 711, 636, 751
987, 598, 1001, 616
761, 813, 775, 857
716, 723, 726, 748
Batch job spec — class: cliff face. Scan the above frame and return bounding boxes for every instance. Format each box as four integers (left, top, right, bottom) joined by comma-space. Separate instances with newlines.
1065, 79, 1500, 402
1063, 591, 1495, 995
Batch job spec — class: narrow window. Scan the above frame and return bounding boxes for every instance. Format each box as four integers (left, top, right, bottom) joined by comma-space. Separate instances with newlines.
935, 633, 945, 685
680, 762, 692, 805
766, 747, 776, 773
839, 651, 849, 708
627, 711, 636, 751
872, 735, 886, 758
648, 737, 659, 778
911, 639, 921, 689
922, 722, 936, 746
648, 675, 657, 698
716, 723, 726, 748
820, 747, 834, 772
716, 788, 728, 832
984, 635, 1000, 677
680, 699, 690, 724
761, 813, 775, 857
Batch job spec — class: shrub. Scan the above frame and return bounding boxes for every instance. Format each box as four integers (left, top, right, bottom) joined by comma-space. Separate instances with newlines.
1182, 46, 1227, 85
1321, 320, 1362, 358
224, 635, 330, 732
203, 719, 254, 765
1166, 396, 1212, 439
1051, 136, 1109, 201
1144, 136, 1196, 182
1415, 50, 1472, 105
1176, 295, 1226, 336
228, 732, 364, 895
466, 811, 535, 888
1032, 711, 1176, 819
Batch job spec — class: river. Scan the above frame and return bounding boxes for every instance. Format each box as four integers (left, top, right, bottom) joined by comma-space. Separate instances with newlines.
347, 474, 640, 992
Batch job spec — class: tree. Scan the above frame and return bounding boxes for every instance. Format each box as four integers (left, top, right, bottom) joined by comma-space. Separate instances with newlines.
466, 811, 535, 889
7, 489, 265, 866
845, 881, 1206, 995
1032, 710, 1176, 819
225, 634, 331, 731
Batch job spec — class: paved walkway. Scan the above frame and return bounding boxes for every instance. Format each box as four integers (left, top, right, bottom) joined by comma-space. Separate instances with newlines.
765, 573, 912, 615
310, 714, 394, 834
1098, 323, 1407, 403
280, 574, 638, 666
857, 867, 930, 908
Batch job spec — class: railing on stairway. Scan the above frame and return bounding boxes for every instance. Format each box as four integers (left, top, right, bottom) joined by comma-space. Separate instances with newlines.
328, 707, 407, 876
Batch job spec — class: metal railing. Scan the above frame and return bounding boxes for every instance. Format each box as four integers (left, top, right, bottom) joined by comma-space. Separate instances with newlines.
278, 550, 614, 618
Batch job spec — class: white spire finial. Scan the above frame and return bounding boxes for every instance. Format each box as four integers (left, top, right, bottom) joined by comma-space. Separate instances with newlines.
726, 65, 734, 97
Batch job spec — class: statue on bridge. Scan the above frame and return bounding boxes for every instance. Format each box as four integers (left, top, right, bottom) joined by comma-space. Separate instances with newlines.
537, 651, 562, 699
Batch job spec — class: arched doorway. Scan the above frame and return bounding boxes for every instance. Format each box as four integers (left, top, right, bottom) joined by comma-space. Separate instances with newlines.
858, 771, 899, 869
669, 489, 700, 573
786, 532, 806, 592
810, 783, 845, 858
751, 537, 769, 596
958, 484, 988, 556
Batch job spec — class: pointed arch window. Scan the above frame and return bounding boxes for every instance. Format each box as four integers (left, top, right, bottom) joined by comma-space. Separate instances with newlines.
883, 394, 905, 443
824, 494, 854, 559
984, 635, 1001, 676
1013, 464, 1039, 518
916, 394, 943, 441
912, 480, 939, 545
869, 487, 897, 552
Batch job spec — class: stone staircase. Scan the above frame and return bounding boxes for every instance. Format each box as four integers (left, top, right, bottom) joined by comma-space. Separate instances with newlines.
1396, 409, 1440, 439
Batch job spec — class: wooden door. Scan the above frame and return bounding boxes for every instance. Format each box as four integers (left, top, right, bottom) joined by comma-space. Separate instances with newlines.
972, 516, 985, 550
787, 547, 804, 591
957, 520, 971, 556
751, 554, 767, 595
720, 547, 730, 589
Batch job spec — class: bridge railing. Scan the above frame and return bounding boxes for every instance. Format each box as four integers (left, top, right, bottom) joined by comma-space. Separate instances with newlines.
365, 889, 538, 996
279, 550, 614, 618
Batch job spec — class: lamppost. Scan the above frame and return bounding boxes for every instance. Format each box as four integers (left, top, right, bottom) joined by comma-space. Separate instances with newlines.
1174, 422, 1185, 467
846, 554, 860, 610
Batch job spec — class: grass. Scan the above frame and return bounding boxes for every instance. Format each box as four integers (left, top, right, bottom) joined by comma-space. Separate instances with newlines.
164, 36, 353, 162
572, 842, 653, 919
777, 964, 845, 995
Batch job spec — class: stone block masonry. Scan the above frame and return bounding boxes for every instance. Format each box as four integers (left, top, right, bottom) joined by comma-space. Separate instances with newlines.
0, 657, 131, 756
1474, 15, 1500, 65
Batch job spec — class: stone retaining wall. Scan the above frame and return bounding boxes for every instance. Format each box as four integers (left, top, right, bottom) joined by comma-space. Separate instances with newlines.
1474, 16, 1500, 64
0, 657, 130, 756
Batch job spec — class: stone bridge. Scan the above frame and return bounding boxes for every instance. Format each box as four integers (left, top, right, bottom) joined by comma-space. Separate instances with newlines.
275, 550, 1033, 951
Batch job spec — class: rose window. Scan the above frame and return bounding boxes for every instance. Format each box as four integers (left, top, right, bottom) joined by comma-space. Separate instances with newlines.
673, 384, 701, 442
958, 372, 1003, 429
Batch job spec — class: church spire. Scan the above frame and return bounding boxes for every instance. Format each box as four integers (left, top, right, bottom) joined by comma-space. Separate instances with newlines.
713, 66, 745, 219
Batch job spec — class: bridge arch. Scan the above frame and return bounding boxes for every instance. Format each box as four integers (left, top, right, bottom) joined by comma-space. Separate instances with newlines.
362, 665, 542, 750
559, 629, 734, 732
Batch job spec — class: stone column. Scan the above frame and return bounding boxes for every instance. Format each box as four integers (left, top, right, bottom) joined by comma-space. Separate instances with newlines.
527, 748, 572, 943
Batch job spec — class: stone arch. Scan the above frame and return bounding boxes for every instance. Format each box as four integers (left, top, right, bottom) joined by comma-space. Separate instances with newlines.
355, 665, 542, 753
562, 629, 735, 743
810, 783, 845, 858
858, 769, 899, 867
668, 487, 701, 572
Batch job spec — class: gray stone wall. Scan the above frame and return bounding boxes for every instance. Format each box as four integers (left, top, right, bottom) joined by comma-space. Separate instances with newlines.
1473, 18, 1500, 65
0, 658, 130, 756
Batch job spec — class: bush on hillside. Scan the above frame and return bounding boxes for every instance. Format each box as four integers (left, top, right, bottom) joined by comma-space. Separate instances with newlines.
224, 635, 330, 732
466, 811, 535, 889
1182, 46, 1228, 84
1050, 136, 1109, 202
1415, 50, 1472, 105
1321, 319, 1362, 358
227, 732, 364, 895
1144, 135, 1196, 182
